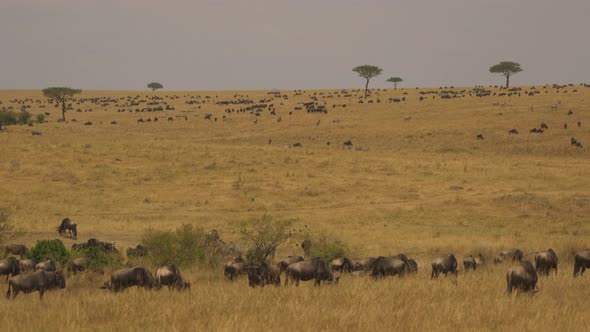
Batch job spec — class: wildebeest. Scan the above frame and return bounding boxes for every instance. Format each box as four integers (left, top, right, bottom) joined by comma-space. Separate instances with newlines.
155, 264, 190, 290
0, 257, 21, 280
224, 256, 245, 281
573, 249, 590, 277
245, 262, 281, 288
72, 238, 117, 253
431, 254, 458, 279
506, 261, 538, 294
284, 258, 337, 286
67, 258, 89, 275
6, 270, 66, 299
331, 257, 354, 273
57, 217, 77, 240
406, 258, 418, 273
277, 256, 304, 272
353, 257, 376, 272
535, 249, 558, 276
494, 249, 523, 264
36, 259, 56, 272
4, 244, 28, 258
127, 245, 148, 257
19, 258, 38, 272
371, 256, 407, 279
110, 266, 155, 292
464, 254, 485, 271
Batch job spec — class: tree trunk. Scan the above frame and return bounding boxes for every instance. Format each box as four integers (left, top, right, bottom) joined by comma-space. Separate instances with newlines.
364, 78, 370, 98
505, 74, 510, 89
61, 100, 66, 122
394, 82, 397, 90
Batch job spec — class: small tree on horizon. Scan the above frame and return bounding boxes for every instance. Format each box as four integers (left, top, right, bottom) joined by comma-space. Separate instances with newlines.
147, 82, 163, 91
42, 87, 81, 122
352, 65, 383, 98
489, 61, 522, 88
386, 77, 403, 89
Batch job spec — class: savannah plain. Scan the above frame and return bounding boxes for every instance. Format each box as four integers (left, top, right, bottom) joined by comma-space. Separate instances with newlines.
0, 86, 589, 331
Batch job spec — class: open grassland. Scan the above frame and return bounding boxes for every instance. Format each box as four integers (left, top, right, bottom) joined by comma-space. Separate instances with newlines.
0, 86, 589, 330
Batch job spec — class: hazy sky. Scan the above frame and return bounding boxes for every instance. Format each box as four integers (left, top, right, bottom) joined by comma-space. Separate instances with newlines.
1, 0, 588, 90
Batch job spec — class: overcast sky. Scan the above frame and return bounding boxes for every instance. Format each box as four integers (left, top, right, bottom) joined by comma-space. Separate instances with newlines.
1, 0, 588, 90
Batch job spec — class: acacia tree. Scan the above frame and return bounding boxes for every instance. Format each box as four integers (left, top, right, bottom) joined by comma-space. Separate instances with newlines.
147, 82, 163, 91
386, 77, 403, 89
489, 61, 522, 88
42, 87, 81, 122
353, 65, 383, 98
239, 215, 293, 264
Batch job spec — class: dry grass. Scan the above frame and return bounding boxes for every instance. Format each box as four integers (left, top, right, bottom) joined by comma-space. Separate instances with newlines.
0, 86, 589, 331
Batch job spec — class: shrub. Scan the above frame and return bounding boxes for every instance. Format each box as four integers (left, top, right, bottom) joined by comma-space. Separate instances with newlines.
240, 214, 293, 264
26, 239, 70, 264
71, 246, 123, 272
0, 209, 16, 247
141, 224, 207, 268
301, 231, 348, 264
36, 114, 46, 123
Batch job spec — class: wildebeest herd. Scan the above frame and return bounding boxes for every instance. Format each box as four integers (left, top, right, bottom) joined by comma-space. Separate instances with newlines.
1, 214, 590, 300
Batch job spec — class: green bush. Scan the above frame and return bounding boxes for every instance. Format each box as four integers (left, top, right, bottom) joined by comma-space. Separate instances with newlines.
0, 111, 33, 130
141, 224, 207, 268
36, 114, 46, 123
302, 232, 348, 264
26, 239, 69, 264
71, 246, 123, 272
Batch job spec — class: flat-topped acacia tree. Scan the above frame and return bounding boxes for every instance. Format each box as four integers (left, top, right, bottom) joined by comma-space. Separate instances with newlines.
489, 61, 522, 88
386, 77, 403, 89
353, 65, 383, 98
42, 87, 81, 122
147, 82, 163, 91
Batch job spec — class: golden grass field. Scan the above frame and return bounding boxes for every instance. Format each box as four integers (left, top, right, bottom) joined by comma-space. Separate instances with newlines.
0, 85, 589, 331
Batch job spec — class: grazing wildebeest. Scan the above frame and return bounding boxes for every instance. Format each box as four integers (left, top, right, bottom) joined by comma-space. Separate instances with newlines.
72, 238, 117, 253
19, 259, 38, 272
508, 129, 519, 134
0, 257, 21, 280
36, 259, 56, 272
331, 257, 354, 273
353, 258, 376, 272
110, 266, 155, 292
406, 258, 418, 273
277, 256, 304, 272
67, 258, 89, 274
6, 270, 66, 299
224, 256, 245, 281
127, 245, 148, 257
155, 264, 190, 290
464, 254, 485, 271
506, 261, 538, 294
245, 263, 281, 288
57, 217, 77, 240
573, 249, 590, 277
431, 254, 458, 279
301, 240, 312, 258
284, 258, 337, 286
535, 249, 558, 276
494, 249, 523, 264
4, 244, 28, 258
371, 256, 407, 279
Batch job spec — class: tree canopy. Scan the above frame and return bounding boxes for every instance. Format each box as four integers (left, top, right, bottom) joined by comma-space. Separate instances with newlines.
42, 87, 81, 121
489, 61, 522, 88
147, 82, 164, 91
386, 77, 403, 89
353, 65, 383, 98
